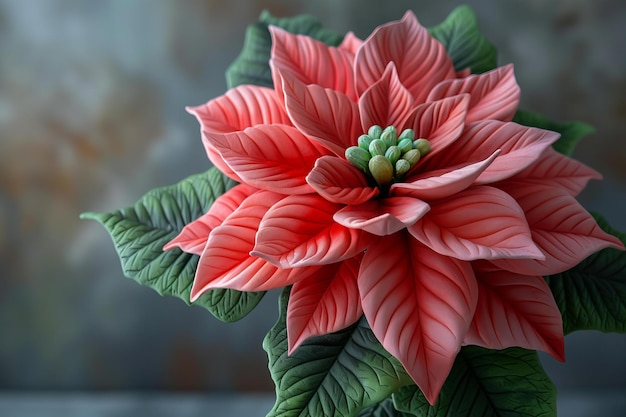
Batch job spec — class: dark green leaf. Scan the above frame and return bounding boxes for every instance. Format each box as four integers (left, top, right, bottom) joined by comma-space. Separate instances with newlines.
393, 347, 556, 417
263, 288, 411, 417
356, 398, 413, 417
81, 167, 265, 322
225, 10, 344, 89
513, 109, 595, 156
428, 5, 498, 74
545, 213, 626, 334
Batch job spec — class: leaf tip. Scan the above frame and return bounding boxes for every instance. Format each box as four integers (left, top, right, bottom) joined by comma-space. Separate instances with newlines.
79, 212, 102, 222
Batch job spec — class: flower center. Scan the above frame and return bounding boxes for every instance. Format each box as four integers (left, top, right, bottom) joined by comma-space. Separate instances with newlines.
345, 125, 431, 190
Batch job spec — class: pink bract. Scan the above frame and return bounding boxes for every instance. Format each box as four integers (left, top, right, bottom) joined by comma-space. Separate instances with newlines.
165, 11, 624, 405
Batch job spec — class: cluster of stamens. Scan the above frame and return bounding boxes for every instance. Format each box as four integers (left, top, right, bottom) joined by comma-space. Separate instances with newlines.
345, 125, 431, 189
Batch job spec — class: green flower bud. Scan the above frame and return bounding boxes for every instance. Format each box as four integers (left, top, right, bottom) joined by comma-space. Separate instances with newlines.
385, 145, 401, 164
368, 125, 383, 139
357, 134, 373, 150
395, 158, 411, 177
399, 128, 415, 140
397, 138, 413, 154
402, 149, 421, 166
381, 126, 397, 147
369, 138, 387, 157
345, 146, 371, 172
413, 138, 431, 155
369, 155, 394, 186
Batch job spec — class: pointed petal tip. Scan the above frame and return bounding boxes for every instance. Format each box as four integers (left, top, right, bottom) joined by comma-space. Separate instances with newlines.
162, 241, 178, 251
401, 9, 418, 23
553, 342, 566, 363
267, 24, 288, 42
607, 233, 626, 251
267, 24, 285, 35
189, 283, 204, 303
185, 105, 204, 120
286, 338, 302, 356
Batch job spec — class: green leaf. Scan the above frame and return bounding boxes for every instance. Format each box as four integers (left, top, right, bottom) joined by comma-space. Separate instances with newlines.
356, 398, 413, 417
428, 5, 498, 74
392, 347, 556, 417
225, 10, 344, 89
545, 213, 626, 334
81, 167, 265, 322
513, 109, 595, 156
263, 288, 411, 417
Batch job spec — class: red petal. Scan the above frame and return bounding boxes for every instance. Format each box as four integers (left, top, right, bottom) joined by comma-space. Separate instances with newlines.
281, 71, 362, 156
334, 197, 430, 236
430, 120, 560, 183
204, 144, 241, 182
287, 257, 363, 353
491, 183, 625, 275
306, 156, 379, 204
358, 63, 415, 130
513, 147, 602, 196
339, 31, 363, 56
191, 191, 318, 298
409, 186, 543, 261
269, 26, 357, 100
163, 184, 258, 255
355, 11, 455, 102
465, 264, 564, 361
392, 150, 499, 201
187, 86, 292, 182
427, 64, 520, 123
405, 95, 469, 163
205, 125, 329, 194
252, 194, 373, 267
359, 233, 477, 405
187, 85, 290, 134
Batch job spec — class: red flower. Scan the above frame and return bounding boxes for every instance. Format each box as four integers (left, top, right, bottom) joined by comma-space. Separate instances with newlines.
165, 12, 623, 404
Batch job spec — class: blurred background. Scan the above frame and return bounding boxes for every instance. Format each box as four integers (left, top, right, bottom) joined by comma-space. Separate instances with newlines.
1, 0, 625, 403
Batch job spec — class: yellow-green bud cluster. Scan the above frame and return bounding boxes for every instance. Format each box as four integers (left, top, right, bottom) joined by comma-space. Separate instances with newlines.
345, 125, 431, 188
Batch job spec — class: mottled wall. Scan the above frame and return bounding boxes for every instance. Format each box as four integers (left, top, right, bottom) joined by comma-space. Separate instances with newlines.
1, 0, 625, 392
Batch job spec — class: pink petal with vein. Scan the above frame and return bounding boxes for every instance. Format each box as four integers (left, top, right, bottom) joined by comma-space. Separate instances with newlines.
339, 31, 363, 56
270, 26, 357, 100
513, 147, 602, 196
427, 64, 520, 123
187, 85, 291, 134
187, 86, 291, 182
334, 197, 429, 236
306, 156, 379, 204
409, 186, 543, 261
491, 183, 624, 275
202, 144, 242, 182
287, 256, 362, 353
430, 120, 560, 183
392, 150, 499, 200
358, 63, 415, 130
205, 125, 329, 194
465, 264, 564, 361
355, 11, 455, 102
281, 71, 362, 156
405, 95, 469, 163
164, 184, 258, 255
252, 194, 373, 267
191, 191, 319, 299
359, 232, 477, 405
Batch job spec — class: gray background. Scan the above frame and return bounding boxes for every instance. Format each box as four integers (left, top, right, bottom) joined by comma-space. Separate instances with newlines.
1, 0, 625, 398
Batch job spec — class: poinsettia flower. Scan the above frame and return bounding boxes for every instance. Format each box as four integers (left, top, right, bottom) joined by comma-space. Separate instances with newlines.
165, 11, 624, 404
